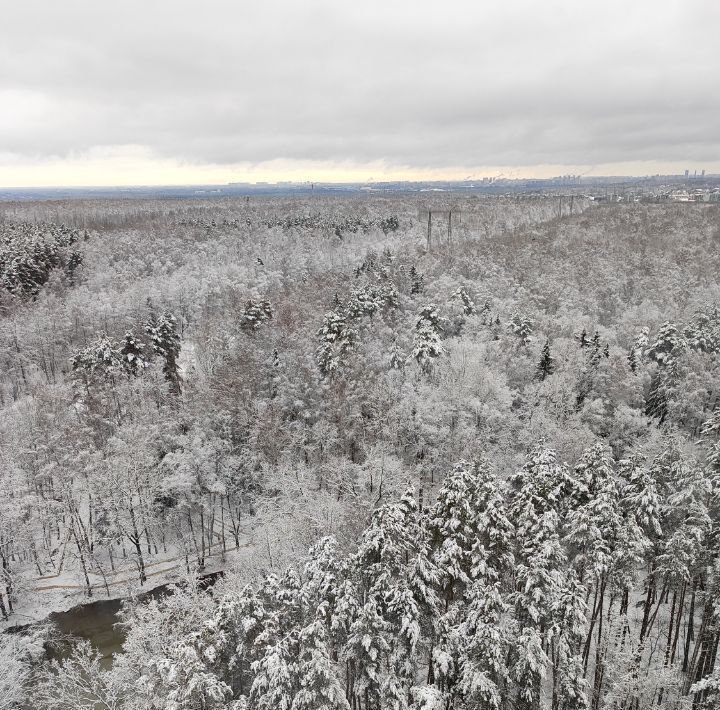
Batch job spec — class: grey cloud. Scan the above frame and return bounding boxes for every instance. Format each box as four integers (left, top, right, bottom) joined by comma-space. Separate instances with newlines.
1, 0, 719, 171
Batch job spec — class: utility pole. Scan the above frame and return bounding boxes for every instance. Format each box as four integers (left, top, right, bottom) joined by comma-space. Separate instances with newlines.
427, 210, 432, 250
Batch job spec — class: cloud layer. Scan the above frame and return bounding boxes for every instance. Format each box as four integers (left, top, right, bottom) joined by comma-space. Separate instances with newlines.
1, 1, 719, 184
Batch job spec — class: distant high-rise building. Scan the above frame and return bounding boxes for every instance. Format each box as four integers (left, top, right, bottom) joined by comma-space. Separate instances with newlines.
702, 169, 706, 177
684, 169, 689, 178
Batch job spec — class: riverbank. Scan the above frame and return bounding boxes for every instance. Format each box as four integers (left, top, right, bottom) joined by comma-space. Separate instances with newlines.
1, 534, 252, 633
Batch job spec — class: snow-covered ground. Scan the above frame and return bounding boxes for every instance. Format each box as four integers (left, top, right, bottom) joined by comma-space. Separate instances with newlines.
1, 525, 252, 630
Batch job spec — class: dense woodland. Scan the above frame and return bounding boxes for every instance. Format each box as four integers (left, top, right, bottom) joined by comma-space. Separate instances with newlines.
1, 195, 720, 709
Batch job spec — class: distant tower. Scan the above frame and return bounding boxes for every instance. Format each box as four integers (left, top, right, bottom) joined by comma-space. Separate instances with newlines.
685, 169, 689, 178
702, 169, 706, 178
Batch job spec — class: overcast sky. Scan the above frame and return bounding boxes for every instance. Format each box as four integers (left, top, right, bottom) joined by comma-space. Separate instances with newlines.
1, 0, 718, 186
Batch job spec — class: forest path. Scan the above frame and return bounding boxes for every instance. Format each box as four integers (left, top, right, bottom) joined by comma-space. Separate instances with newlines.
31, 522, 251, 594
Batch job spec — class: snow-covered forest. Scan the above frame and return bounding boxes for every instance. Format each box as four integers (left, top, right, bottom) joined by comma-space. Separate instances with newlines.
2, 195, 720, 709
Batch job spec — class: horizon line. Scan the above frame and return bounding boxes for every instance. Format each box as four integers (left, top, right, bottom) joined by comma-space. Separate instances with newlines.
1, 173, 718, 191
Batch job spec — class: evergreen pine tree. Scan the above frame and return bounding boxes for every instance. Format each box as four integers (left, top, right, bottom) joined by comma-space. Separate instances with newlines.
241, 299, 273, 331
410, 266, 425, 295
292, 620, 349, 710
627, 347, 639, 374
146, 311, 182, 393
71, 333, 122, 389
506, 312, 533, 347
457, 581, 510, 710
120, 331, 144, 376
413, 305, 444, 374
535, 339, 555, 381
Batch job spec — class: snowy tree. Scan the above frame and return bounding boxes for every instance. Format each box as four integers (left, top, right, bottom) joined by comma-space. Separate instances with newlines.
409, 266, 425, 295
316, 309, 357, 377
0, 630, 45, 710
506, 311, 534, 347
430, 460, 513, 601
120, 331, 145, 376
292, 619, 349, 710
343, 596, 391, 710
535, 338, 555, 381
509, 448, 578, 520
409, 685, 445, 710
241, 299, 273, 332
618, 456, 662, 540
450, 287, 476, 315
549, 578, 589, 710
412, 305, 444, 373
71, 333, 122, 388
646, 321, 685, 366
146, 310, 182, 393
629, 326, 649, 372
684, 308, 720, 354
457, 581, 510, 710
32, 640, 125, 710
146, 632, 232, 710
250, 630, 300, 710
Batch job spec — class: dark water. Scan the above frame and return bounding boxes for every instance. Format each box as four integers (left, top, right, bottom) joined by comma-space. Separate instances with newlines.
48, 596, 127, 667
45, 571, 223, 667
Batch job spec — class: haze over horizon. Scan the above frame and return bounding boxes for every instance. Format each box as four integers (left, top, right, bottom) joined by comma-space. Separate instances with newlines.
1, 0, 718, 188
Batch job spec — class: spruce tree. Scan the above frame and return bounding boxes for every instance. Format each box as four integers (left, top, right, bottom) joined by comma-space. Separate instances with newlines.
146, 310, 182, 393
413, 305, 444, 373
292, 620, 349, 710
120, 331, 144, 376
506, 312, 533, 347
241, 299, 273, 331
409, 266, 425, 295
535, 339, 555, 381
458, 580, 510, 710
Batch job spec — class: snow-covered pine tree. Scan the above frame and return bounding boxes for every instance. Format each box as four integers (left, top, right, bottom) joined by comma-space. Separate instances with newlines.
509, 448, 577, 520
412, 305, 444, 374
429, 460, 514, 602
409, 266, 425, 295
684, 308, 720, 354
316, 309, 357, 377
457, 580, 510, 710
646, 321, 685, 366
627, 326, 650, 373
241, 299, 273, 332
70, 333, 123, 390
549, 577, 589, 710
535, 338, 555, 381
351, 490, 440, 708
292, 619, 349, 710
120, 331, 145, 376
146, 310, 182, 393
506, 311, 533, 347
250, 624, 300, 710
450, 287, 476, 316
249, 570, 306, 710
617, 456, 662, 541
343, 596, 390, 710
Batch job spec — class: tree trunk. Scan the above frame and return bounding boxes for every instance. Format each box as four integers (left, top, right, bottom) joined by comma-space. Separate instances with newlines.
683, 578, 697, 672
128, 503, 146, 584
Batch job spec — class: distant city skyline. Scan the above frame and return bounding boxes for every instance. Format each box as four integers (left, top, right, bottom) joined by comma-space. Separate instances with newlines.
2, 159, 719, 189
